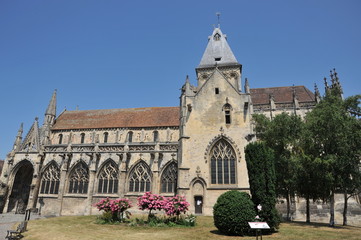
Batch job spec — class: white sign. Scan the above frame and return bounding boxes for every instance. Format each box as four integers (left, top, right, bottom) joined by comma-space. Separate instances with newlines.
248, 222, 270, 229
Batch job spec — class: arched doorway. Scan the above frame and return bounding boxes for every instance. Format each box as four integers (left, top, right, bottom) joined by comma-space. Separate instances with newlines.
7, 161, 34, 213
192, 180, 205, 214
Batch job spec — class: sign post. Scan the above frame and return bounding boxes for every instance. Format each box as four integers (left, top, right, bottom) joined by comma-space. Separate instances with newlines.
248, 222, 270, 240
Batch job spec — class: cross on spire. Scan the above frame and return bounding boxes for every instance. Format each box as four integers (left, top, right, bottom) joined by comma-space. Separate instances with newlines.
216, 12, 221, 27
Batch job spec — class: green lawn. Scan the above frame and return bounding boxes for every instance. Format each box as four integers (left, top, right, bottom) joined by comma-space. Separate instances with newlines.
20, 215, 361, 240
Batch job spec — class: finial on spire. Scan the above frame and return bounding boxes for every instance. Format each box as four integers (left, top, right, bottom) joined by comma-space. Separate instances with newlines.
244, 78, 250, 93
324, 77, 328, 88
216, 12, 221, 28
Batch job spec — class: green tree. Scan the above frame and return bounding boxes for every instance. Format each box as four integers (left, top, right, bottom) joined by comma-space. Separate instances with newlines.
245, 142, 280, 230
303, 87, 361, 226
294, 154, 334, 223
253, 113, 303, 221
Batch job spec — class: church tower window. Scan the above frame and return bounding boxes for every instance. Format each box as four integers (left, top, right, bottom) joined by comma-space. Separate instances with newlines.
213, 33, 221, 41
128, 161, 151, 192
98, 160, 118, 194
40, 162, 60, 194
103, 132, 109, 143
223, 103, 232, 124
210, 139, 236, 184
80, 133, 85, 144
160, 162, 177, 193
68, 161, 89, 194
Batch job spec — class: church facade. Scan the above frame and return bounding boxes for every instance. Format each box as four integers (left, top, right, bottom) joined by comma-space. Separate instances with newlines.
0, 27, 317, 216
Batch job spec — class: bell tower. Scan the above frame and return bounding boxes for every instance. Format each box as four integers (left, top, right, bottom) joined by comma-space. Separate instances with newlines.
178, 26, 251, 215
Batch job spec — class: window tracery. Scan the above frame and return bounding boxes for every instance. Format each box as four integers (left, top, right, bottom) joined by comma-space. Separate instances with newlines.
210, 139, 236, 184
98, 160, 118, 194
68, 162, 89, 194
160, 162, 177, 193
40, 163, 60, 194
128, 161, 151, 192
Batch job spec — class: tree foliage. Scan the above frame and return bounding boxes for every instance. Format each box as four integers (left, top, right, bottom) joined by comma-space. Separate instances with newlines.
252, 112, 303, 220
303, 88, 361, 226
245, 142, 280, 230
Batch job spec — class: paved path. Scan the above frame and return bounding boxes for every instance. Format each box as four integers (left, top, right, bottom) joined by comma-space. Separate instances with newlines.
0, 213, 44, 239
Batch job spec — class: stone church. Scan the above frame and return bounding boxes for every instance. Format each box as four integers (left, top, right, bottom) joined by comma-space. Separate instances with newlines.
0, 26, 318, 216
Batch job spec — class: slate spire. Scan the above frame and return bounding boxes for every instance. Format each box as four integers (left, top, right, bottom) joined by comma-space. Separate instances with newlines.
197, 27, 239, 68
44, 89, 57, 126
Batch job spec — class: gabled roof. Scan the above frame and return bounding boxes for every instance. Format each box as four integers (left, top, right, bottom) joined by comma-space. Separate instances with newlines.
250, 86, 315, 105
198, 27, 239, 68
52, 107, 180, 130
51, 86, 315, 131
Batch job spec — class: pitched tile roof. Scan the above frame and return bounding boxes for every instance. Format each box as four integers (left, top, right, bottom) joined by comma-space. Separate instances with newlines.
52, 107, 180, 130
51, 86, 315, 130
250, 86, 315, 105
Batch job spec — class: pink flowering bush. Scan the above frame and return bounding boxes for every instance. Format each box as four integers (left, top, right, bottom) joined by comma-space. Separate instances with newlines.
137, 192, 191, 224
137, 192, 166, 219
95, 197, 132, 223
163, 195, 190, 218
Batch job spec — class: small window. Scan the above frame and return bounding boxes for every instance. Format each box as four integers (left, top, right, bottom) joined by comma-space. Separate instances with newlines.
225, 111, 231, 124
58, 134, 63, 144
223, 103, 232, 125
215, 57, 221, 61
127, 131, 133, 143
80, 133, 85, 144
215, 88, 219, 94
103, 132, 109, 143
213, 33, 221, 41
153, 131, 159, 142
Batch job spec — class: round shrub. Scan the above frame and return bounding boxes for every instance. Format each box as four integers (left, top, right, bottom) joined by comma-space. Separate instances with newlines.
213, 191, 256, 236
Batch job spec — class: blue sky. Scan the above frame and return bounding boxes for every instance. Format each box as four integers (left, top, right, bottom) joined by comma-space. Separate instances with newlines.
0, 0, 360, 159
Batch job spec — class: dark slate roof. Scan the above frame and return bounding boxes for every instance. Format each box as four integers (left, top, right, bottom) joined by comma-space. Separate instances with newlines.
52, 107, 180, 130
250, 86, 315, 105
198, 27, 239, 68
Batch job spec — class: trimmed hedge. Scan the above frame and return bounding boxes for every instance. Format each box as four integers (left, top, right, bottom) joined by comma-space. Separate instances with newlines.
213, 190, 256, 236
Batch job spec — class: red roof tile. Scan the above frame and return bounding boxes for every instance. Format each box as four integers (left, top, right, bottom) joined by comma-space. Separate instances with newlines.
250, 86, 315, 105
52, 107, 180, 130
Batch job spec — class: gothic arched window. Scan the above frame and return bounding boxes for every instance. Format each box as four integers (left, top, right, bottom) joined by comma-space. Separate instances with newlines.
128, 161, 151, 192
210, 139, 236, 184
98, 160, 118, 194
68, 161, 89, 194
214, 33, 221, 41
160, 162, 177, 193
40, 162, 60, 194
